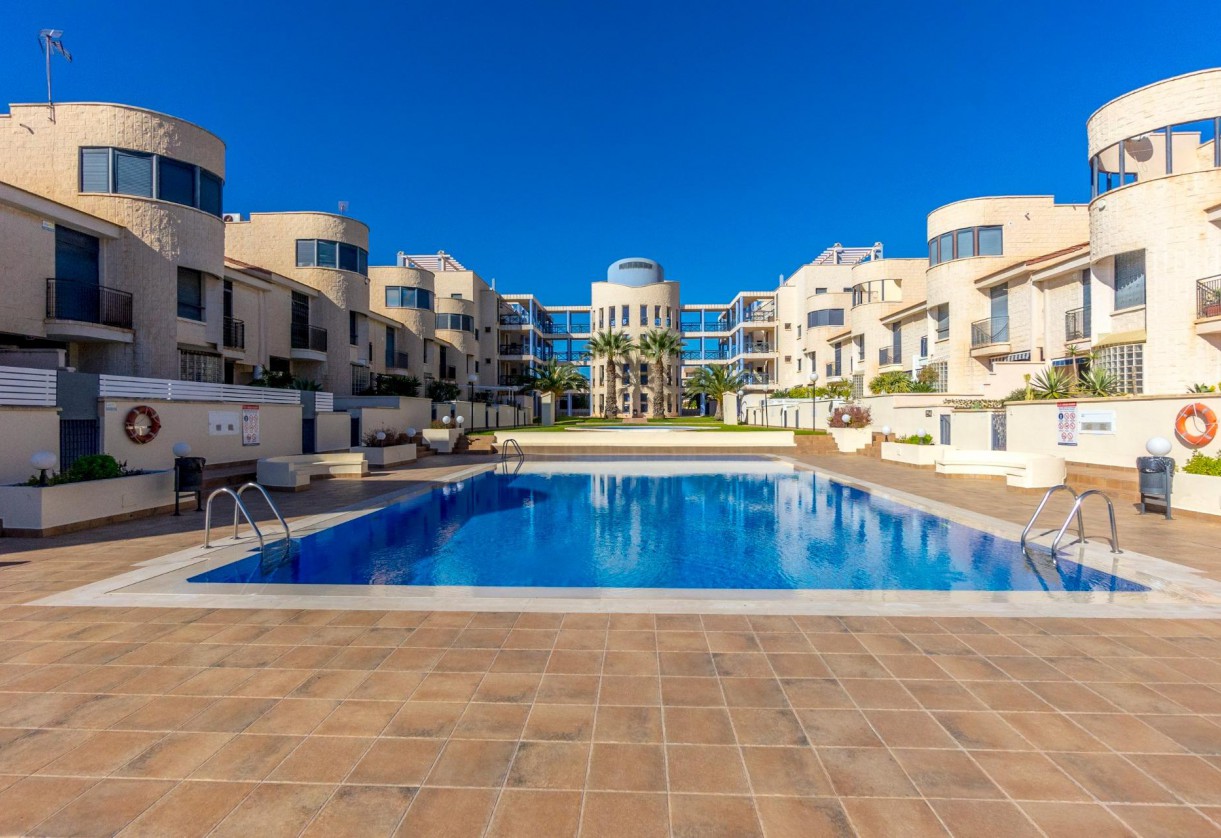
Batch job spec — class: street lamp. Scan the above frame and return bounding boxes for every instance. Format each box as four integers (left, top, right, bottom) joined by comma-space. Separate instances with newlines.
30, 451, 56, 487
467, 373, 478, 402
808, 372, 819, 432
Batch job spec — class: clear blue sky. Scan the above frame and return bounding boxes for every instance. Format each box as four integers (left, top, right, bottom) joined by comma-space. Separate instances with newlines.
1, 2, 1214, 301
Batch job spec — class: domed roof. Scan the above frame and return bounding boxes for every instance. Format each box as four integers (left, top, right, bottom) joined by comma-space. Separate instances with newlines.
607, 258, 664, 287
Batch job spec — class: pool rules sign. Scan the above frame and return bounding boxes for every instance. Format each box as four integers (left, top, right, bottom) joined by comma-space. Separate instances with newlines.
1057, 401, 1078, 446
241, 405, 261, 446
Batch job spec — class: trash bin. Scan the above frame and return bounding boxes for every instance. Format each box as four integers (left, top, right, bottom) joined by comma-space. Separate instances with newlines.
1136, 455, 1174, 520
174, 456, 207, 514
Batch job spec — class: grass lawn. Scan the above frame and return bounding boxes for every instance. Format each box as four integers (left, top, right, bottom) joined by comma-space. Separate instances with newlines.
469, 416, 827, 435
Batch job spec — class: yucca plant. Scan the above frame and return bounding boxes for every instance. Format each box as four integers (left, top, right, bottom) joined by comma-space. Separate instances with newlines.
1030, 366, 1075, 399
1075, 365, 1120, 397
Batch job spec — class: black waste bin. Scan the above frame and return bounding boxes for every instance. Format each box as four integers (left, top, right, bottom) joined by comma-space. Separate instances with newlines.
174, 456, 207, 514
1136, 456, 1174, 520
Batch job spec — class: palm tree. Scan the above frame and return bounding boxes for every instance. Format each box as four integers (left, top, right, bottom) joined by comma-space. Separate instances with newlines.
588, 330, 636, 419
522, 359, 589, 403
638, 329, 684, 418
684, 365, 746, 420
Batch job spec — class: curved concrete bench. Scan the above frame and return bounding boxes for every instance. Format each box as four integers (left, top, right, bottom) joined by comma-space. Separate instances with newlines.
935, 450, 1065, 489
256, 453, 369, 491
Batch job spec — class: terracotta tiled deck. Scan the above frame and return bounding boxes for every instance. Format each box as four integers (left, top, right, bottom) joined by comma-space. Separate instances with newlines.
0, 455, 1218, 836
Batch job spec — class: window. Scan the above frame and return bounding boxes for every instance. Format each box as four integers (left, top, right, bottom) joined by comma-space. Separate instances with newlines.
640, 305, 647, 326
384, 287, 432, 309
158, 157, 196, 207
294, 239, 369, 276
1095, 342, 1143, 393
928, 360, 948, 393
78, 147, 223, 216
934, 304, 950, 341
114, 150, 154, 198
639, 363, 648, 386
978, 226, 1003, 256
920, 335, 928, 357
892, 323, 902, 359
832, 344, 842, 377
797, 325, 802, 339
177, 267, 204, 320
598, 308, 605, 330
621, 306, 629, 326
956, 229, 974, 259
179, 349, 222, 383
815, 287, 827, 295
385, 326, 397, 368
806, 308, 845, 328
350, 312, 360, 346
435, 313, 475, 332
291, 291, 310, 326
1081, 269, 1093, 339
928, 238, 939, 266
1114, 250, 1146, 310
655, 305, 661, 327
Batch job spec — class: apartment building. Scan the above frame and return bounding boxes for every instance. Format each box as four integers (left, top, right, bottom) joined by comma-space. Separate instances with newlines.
1, 67, 1217, 411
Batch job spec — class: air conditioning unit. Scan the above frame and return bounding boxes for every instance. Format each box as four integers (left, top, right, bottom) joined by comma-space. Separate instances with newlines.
221, 213, 241, 223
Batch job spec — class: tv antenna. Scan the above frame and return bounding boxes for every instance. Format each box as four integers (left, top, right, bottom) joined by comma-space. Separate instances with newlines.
338, 201, 349, 215
38, 29, 72, 113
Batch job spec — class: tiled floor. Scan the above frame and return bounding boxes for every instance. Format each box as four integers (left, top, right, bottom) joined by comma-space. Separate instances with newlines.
0, 455, 1218, 836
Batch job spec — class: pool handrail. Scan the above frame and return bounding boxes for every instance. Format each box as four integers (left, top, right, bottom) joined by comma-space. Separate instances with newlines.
1020, 484, 1081, 560
500, 437, 525, 473
1050, 489, 1122, 555
203, 482, 290, 549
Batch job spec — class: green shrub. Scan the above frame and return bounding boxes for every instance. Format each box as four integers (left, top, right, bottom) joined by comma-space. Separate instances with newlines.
27, 453, 139, 486
1031, 366, 1075, 399
868, 371, 915, 395
1184, 451, 1221, 477
1002, 387, 1030, 402
897, 433, 934, 445
426, 380, 461, 402
368, 374, 421, 397
1189, 383, 1218, 393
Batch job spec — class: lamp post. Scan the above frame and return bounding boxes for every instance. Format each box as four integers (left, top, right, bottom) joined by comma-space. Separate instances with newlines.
467, 373, 478, 402
736, 388, 746, 425
808, 372, 819, 432
30, 451, 56, 487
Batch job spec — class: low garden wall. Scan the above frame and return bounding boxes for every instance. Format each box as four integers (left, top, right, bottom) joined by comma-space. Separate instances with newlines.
0, 469, 175, 537
0, 406, 60, 486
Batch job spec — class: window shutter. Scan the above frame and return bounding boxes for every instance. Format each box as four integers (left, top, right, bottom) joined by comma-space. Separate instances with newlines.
80, 148, 110, 192
113, 150, 153, 197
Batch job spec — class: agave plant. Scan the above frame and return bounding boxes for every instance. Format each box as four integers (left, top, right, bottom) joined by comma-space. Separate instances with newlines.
1030, 366, 1075, 399
1075, 365, 1120, 398
683, 365, 746, 420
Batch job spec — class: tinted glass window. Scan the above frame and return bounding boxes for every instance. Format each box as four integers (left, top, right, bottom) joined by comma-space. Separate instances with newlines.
199, 171, 223, 217
316, 240, 337, 268
55, 226, 100, 284
339, 243, 359, 272
296, 240, 315, 267
978, 226, 1003, 256
939, 233, 954, 261
80, 148, 110, 192
956, 229, 974, 259
158, 157, 196, 207
177, 267, 204, 320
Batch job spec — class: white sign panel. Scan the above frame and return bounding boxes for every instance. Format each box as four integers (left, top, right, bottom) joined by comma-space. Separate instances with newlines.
1056, 401, 1078, 446
241, 405, 261, 446
208, 411, 240, 436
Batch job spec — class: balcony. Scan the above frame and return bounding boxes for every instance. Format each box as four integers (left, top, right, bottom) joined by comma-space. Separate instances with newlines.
1064, 307, 1088, 342
499, 314, 532, 327
385, 351, 410, 370
967, 317, 1006, 351
742, 311, 775, 323
499, 344, 554, 360
290, 323, 328, 360
1196, 276, 1221, 336
223, 316, 245, 351
740, 342, 773, 354
740, 373, 772, 386
851, 281, 896, 307
553, 350, 591, 363
44, 279, 134, 341
878, 347, 901, 367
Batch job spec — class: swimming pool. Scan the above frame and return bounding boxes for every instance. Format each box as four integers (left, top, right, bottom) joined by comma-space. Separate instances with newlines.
189, 460, 1146, 593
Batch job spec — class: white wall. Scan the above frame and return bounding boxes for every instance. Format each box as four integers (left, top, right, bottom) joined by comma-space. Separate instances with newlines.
315, 412, 351, 453
0, 407, 60, 485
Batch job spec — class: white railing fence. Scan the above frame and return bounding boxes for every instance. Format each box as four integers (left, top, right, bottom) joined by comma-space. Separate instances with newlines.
314, 391, 334, 412
0, 365, 57, 407
99, 375, 305, 406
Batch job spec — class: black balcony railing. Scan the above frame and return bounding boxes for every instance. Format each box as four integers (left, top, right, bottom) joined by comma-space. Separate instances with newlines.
499, 374, 527, 387
223, 316, 245, 350
499, 344, 554, 360
741, 373, 771, 385
1064, 307, 1087, 342
879, 347, 900, 366
384, 351, 410, 370
45, 279, 133, 329
742, 342, 773, 353
1197, 276, 1221, 318
291, 323, 328, 352
970, 316, 1009, 347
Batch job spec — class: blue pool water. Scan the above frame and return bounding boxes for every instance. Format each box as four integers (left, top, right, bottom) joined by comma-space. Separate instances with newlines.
189, 461, 1147, 592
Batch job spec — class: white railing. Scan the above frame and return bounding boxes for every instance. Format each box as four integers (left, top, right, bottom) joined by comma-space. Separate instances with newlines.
0, 365, 57, 407
99, 375, 302, 405
314, 391, 334, 412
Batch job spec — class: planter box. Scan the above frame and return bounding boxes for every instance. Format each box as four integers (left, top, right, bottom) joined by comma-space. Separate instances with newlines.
0, 470, 175, 537
829, 427, 873, 453
421, 428, 463, 454
881, 441, 949, 467
350, 443, 417, 468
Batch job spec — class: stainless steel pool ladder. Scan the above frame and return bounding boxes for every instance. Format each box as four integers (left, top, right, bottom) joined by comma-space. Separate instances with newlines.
499, 437, 525, 474
1020, 483, 1121, 561
203, 482, 291, 549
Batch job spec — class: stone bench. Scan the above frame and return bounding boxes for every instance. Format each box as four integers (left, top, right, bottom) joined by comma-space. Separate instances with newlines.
935, 450, 1066, 489
256, 453, 369, 491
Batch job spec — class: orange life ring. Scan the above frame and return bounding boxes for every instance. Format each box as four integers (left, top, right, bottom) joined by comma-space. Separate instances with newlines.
1175, 402, 1218, 448
124, 405, 161, 444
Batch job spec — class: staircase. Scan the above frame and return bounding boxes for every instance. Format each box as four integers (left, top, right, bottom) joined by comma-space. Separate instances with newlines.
793, 434, 838, 456
461, 435, 498, 455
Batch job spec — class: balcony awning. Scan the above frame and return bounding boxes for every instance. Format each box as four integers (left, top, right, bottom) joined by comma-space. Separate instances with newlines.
1093, 329, 1146, 348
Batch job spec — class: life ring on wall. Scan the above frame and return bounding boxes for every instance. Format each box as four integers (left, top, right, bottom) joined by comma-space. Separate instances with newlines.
124, 405, 162, 444
1175, 403, 1218, 448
